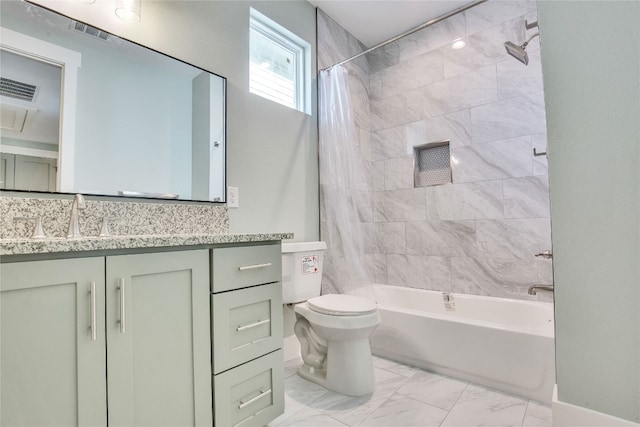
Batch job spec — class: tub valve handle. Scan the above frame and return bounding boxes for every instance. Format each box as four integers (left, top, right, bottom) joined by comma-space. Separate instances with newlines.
535, 250, 553, 259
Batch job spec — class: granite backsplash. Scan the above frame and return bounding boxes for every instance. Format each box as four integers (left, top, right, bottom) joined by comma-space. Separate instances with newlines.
0, 195, 229, 239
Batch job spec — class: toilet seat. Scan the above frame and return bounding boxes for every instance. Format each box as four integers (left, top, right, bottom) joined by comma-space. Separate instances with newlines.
307, 294, 377, 316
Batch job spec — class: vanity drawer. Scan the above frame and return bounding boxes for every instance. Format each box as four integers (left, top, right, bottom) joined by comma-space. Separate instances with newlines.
212, 282, 283, 374
211, 243, 281, 293
213, 349, 284, 427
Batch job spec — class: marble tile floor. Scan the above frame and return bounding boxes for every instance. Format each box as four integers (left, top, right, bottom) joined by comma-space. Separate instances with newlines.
268, 355, 552, 427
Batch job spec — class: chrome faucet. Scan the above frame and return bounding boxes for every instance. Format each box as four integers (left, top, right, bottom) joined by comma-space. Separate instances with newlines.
528, 285, 554, 295
67, 194, 86, 238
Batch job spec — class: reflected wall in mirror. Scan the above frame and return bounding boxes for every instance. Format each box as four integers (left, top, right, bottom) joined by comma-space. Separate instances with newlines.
0, 0, 226, 202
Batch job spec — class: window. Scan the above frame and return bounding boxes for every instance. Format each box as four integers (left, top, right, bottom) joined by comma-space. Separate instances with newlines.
249, 8, 310, 114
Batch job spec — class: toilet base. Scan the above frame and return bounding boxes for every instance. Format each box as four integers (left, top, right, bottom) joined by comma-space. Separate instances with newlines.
293, 299, 380, 397
297, 364, 328, 388
297, 337, 376, 397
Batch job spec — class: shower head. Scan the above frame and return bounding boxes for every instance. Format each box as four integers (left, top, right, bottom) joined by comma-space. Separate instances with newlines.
504, 33, 539, 65
504, 41, 529, 65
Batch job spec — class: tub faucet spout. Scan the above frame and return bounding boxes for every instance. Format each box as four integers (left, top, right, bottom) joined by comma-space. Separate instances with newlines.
528, 285, 554, 295
67, 194, 86, 238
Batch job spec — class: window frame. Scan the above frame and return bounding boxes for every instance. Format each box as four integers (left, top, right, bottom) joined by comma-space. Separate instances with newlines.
249, 8, 310, 114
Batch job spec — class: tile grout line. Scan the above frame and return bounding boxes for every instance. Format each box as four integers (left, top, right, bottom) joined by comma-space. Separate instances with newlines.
520, 400, 531, 427
438, 381, 471, 427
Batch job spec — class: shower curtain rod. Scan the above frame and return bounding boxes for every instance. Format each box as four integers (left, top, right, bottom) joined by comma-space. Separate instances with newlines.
321, 0, 487, 72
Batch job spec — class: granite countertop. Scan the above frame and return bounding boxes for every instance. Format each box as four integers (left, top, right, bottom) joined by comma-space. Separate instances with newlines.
0, 232, 294, 256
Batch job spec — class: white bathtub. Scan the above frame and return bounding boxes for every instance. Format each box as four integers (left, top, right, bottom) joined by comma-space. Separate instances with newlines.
348, 285, 556, 403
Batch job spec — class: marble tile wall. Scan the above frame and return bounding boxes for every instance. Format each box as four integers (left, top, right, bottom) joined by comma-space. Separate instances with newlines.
366, 0, 552, 301
318, 0, 553, 301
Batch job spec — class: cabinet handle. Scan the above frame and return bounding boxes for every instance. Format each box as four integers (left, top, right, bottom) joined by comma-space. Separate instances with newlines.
236, 318, 271, 332
238, 262, 272, 271
119, 278, 126, 334
90, 282, 97, 341
238, 389, 272, 410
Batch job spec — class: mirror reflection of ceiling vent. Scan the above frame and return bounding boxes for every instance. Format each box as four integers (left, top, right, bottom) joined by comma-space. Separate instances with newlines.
69, 20, 110, 41
1, 104, 36, 132
0, 77, 37, 102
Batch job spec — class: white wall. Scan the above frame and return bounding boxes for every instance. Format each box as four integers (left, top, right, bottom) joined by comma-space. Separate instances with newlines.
538, 1, 639, 423
28, 0, 319, 241
73, 46, 193, 196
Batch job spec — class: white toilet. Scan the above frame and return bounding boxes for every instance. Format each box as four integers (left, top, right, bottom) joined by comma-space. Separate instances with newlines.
282, 241, 381, 397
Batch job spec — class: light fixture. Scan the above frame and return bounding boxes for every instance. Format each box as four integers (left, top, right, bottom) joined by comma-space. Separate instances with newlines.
115, 0, 141, 23
451, 39, 466, 49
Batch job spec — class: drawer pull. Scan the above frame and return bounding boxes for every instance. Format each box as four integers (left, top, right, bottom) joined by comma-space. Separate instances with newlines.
238, 389, 272, 410
118, 278, 126, 334
238, 262, 272, 271
90, 282, 97, 341
236, 318, 271, 332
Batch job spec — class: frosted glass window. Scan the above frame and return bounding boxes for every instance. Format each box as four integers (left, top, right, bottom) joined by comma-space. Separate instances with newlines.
414, 141, 452, 187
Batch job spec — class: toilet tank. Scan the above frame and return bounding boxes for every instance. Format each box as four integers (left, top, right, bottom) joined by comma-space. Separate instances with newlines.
281, 241, 327, 304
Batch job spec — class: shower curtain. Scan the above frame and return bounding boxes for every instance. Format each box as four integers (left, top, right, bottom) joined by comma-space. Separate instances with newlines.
318, 66, 369, 294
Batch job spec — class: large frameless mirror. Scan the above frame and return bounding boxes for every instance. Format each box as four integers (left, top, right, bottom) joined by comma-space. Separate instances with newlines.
0, 0, 226, 202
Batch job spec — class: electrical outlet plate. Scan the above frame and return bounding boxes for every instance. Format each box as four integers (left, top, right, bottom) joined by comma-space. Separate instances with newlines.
227, 186, 239, 208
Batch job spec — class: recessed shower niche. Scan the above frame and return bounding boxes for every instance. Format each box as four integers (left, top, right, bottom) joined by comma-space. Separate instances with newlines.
413, 140, 452, 187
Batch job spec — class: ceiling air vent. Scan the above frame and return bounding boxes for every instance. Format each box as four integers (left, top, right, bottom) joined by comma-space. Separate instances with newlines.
0, 77, 37, 102
69, 20, 110, 41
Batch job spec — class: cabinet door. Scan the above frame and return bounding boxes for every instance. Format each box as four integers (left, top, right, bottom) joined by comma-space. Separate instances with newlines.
106, 250, 212, 426
0, 257, 107, 426
14, 154, 57, 192
0, 153, 15, 189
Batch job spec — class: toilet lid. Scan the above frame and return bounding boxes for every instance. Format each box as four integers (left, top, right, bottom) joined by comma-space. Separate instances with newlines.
307, 294, 377, 316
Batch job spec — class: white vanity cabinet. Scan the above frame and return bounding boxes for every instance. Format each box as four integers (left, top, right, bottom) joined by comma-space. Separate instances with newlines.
211, 242, 284, 427
1, 249, 212, 426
